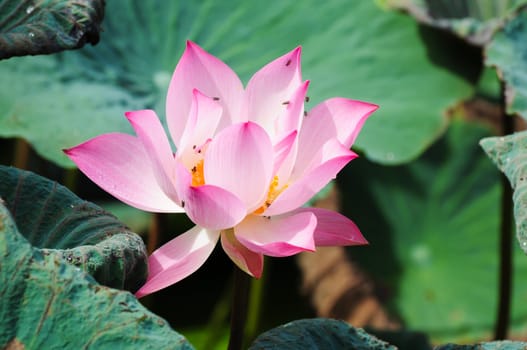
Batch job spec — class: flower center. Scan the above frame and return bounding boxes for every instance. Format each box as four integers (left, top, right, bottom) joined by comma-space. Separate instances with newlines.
253, 176, 288, 215
191, 159, 205, 187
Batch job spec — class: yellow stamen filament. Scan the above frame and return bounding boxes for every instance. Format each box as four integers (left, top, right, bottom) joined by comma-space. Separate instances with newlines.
191, 159, 205, 187
253, 176, 288, 215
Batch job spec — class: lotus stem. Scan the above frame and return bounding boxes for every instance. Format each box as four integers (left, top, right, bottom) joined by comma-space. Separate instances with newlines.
494, 81, 514, 340
228, 265, 251, 350
245, 265, 266, 343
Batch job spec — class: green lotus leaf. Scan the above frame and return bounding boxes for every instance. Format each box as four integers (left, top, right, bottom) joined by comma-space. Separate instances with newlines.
0, 0, 473, 167
0, 201, 194, 349
249, 318, 395, 350
0, 0, 104, 58
480, 131, 527, 254
380, 0, 527, 46
339, 120, 527, 342
0, 165, 148, 291
485, 7, 527, 119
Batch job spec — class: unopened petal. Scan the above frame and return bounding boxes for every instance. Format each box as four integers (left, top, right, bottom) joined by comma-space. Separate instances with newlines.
166, 41, 244, 144
135, 226, 219, 298
294, 208, 368, 246
234, 212, 316, 257
272, 82, 310, 181
275, 81, 309, 140
64, 133, 183, 213
125, 109, 178, 202
272, 130, 297, 177
178, 90, 223, 167
221, 229, 263, 278
205, 122, 273, 212
242, 47, 303, 138
178, 89, 222, 150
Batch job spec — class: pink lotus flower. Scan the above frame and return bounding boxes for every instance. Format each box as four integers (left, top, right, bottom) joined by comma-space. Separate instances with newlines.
64, 41, 378, 298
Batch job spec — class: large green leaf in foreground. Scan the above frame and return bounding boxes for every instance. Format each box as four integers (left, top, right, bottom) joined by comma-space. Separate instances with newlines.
0, 201, 193, 350
486, 6, 527, 119
249, 319, 394, 350
0, 165, 147, 291
480, 131, 527, 254
0, 0, 104, 58
339, 120, 527, 342
249, 319, 527, 349
0, 0, 473, 167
